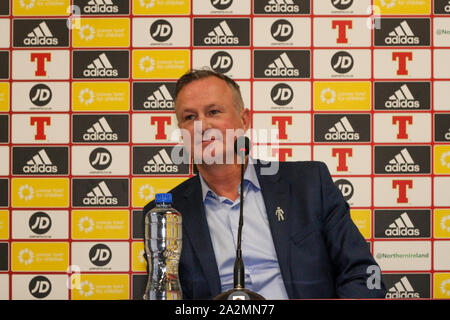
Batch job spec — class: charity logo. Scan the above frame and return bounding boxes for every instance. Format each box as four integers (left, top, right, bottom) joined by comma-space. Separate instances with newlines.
18, 184, 34, 201
29, 276, 52, 299
78, 88, 95, 105
150, 19, 173, 42
440, 151, 450, 169
440, 215, 450, 233
18, 248, 34, 265
265, 52, 299, 77
210, 51, 233, 73
22, 149, 57, 173
320, 88, 336, 104
145, 85, 174, 109
385, 212, 420, 237
325, 116, 359, 141
331, 51, 354, 74
78, 281, 94, 297
440, 279, 450, 297
139, 0, 155, 9
386, 276, 419, 298
271, 83, 293, 106
82, 0, 120, 13
139, 56, 155, 73
89, 147, 112, 171
23, 21, 58, 46
78, 216, 95, 234
379, 0, 396, 8
139, 184, 155, 202
29, 211, 52, 235
19, 0, 35, 10
79, 25, 96, 41
82, 53, 118, 78
83, 117, 118, 142
271, 19, 293, 42
82, 181, 118, 206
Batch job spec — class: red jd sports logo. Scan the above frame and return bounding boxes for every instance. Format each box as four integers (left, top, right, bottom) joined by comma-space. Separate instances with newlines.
151, 116, 171, 140
332, 20, 352, 44
30, 116, 51, 140
272, 116, 292, 140
392, 52, 412, 76
332, 148, 352, 172
31, 53, 51, 77
392, 180, 413, 203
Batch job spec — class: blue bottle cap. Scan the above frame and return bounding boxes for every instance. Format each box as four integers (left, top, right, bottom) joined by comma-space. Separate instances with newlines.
155, 193, 172, 204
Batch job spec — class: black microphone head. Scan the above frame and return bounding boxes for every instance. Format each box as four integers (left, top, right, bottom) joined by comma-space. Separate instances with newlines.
234, 136, 250, 157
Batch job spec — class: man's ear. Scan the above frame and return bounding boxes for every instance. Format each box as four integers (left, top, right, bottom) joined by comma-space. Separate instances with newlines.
241, 108, 251, 131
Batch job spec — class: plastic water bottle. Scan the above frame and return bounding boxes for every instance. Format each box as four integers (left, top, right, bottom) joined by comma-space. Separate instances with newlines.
143, 193, 182, 300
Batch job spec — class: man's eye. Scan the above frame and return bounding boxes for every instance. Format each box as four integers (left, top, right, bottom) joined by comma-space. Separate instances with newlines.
184, 115, 195, 121
209, 109, 220, 115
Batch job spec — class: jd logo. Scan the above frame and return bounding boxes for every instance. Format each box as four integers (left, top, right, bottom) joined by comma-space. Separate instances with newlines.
89, 244, 112, 267
29, 276, 52, 299
271, 83, 293, 106
211, 0, 233, 10
331, 51, 354, 74
271, 19, 293, 42
334, 179, 354, 201
89, 147, 112, 171
150, 19, 173, 42
29, 211, 52, 235
331, 0, 353, 10
29, 84, 52, 107
210, 51, 233, 73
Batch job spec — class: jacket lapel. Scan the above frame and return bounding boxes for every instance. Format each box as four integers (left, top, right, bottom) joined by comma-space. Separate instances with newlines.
255, 161, 294, 298
181, 176, 221, 297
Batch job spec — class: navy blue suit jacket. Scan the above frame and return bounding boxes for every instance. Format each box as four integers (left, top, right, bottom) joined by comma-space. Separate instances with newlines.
143, 161, 386, 299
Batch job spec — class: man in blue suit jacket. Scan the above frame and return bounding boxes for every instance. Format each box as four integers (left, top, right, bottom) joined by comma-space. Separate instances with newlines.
143, 69, 386, 299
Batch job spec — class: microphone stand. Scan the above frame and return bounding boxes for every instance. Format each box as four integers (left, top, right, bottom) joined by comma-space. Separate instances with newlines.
213, 138, 265, 300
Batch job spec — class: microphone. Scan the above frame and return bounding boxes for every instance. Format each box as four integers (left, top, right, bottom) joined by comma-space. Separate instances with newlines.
213, 136, 265, 300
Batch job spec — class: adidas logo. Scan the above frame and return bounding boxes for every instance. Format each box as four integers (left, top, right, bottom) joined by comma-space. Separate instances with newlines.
385, 148, 420, 173
264, 52, 299, 77
385, 20, 420, 45
83, 117, 118, 141
385, 212, 420, 237
23, 149, 57, 173
83, 0, 119, 13
386, 276, 420, 298
264, 0, 300, 13
204, 21, 239, 45
445, 128, 450, 141
325, 116, 360, 141
24, 21, 58, 46
83, 53, 118, 78
83, 181, 118, 205
385, 84, 420, 109
144, 149, 178, 173
144, 85, 174, 109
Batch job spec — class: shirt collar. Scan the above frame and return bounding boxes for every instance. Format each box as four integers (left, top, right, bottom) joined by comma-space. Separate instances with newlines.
198, 160, 261, 202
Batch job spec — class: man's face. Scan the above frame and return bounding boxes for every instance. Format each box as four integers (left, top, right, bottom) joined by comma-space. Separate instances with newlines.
175, 76, 250, 164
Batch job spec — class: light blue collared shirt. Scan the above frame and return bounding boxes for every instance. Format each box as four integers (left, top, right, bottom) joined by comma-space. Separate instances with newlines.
199, 163, 289, 299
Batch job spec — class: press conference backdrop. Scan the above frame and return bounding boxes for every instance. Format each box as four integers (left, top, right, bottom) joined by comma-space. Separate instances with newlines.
0, 0, 449, 300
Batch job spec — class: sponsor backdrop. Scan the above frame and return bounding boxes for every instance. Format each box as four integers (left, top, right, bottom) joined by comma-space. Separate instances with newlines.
0, 0, 449, 300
